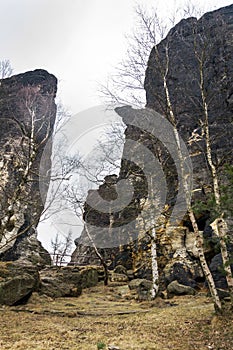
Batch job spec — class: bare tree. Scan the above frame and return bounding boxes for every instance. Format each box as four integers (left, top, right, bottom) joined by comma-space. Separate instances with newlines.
51, 229, 73, 266
99, 3, 204, 108
190, 16, 233, 306
64, 185, 109, 285
104, 1, 233, 311
99, 4, 162, 108
0, 59, 13, 80
79, 121, 125, 186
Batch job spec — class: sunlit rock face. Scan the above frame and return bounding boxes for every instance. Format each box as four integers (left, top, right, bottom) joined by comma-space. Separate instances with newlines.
71, 5, 233, 291
0, 69, 57, 266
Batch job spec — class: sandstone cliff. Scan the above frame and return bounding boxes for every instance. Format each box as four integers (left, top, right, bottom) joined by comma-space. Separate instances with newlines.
71, 5, 233, 291
0, 69, 57, 266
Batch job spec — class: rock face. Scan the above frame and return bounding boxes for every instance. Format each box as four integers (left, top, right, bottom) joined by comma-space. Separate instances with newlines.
0, 262, 40, 305
71, 5, 233, 294
0, 69, 57, 265
39, 266, 99, 298
145, 4, 233, 190
143, 4, 233, 290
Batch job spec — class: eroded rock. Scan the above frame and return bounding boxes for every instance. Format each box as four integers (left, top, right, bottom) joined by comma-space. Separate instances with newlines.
39, 266, 82, 298
0, 262, 39, 305
39, 265, 99, 298
0, 69, 57, 265
167, 280, 196, 297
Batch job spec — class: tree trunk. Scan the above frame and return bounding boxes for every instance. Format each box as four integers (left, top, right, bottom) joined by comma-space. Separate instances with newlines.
160, 47, 222, 311
216, 219, 233, 306
199, 62, 233, 308
189, 210, 222, 313
84, 223, 109, 285
151, 234, 159, 299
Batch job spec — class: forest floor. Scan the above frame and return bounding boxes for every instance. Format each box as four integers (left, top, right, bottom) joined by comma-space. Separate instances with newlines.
0, 282, 232, 350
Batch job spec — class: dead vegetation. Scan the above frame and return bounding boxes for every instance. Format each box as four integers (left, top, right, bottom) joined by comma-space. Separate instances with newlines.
0, 283, 232, 350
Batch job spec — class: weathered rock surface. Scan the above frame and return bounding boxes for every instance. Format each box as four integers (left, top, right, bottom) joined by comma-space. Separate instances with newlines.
145, 4, 233, 192
39, 266, 99, 298
110, 272, 129, 283
163, 254, 203, 289
209, 253, 233, 298
167, 280, 196, 298
39, 266, 82, 298
71, 5, 233, 295
128, 278, 152, 300
0, 69, 57, 265
79, 266, 99, 288
0, 262, 40, 305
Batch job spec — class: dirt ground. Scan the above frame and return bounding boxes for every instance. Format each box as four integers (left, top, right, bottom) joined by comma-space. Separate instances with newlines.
0, 283, 232, 350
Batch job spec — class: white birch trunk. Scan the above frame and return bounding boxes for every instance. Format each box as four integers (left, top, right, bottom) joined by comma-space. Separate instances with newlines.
199, 60, 233, 307
160, 43, 222, 312
151, 230, 159, 299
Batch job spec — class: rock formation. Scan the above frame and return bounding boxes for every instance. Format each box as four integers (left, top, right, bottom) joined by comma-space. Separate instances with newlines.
71, 5, 233, 295
0, 70, 103, 305
144, 4, 233, 190
0, 69, 57, 266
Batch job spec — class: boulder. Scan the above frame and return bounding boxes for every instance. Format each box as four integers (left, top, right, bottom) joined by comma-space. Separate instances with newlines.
0, 262, 39, 305
115, 285, 131, 298
113, 264, 128, 275
126, 269, 135, 280
39, 265, 99, 298
128, 278, 152, 300
167, 280, 196, 297
163, 253, 204, 288
39, 266, 82, 298
79, 266, 99, 288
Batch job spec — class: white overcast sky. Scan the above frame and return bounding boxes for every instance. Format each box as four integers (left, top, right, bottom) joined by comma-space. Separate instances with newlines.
1, 0, 232, 251
1, 0, 232, 114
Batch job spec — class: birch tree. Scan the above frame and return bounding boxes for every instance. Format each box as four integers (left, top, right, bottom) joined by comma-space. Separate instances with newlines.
0, 83, 73, 256
191, 16, 233, 307
100, 4, 231, 310
0, 85, 54, 253
142, 12, 223, 308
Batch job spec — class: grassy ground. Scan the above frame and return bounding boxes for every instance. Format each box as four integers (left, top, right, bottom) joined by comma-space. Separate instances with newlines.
0, 283, 232, 350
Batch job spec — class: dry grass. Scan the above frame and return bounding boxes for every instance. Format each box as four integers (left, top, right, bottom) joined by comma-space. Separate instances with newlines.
0, 283, 232, 350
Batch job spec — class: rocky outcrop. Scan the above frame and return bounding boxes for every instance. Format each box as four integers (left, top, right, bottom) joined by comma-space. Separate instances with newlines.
71, 5, 233, 295
0, 262, 99, 305
167, 280, 196, 298
0, 262, 40, 305
0, 69, 57, 265
145, 4, 233, 192
143, 4, 233, 291
39, 266, 83, 298
39, 266, 99, 298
